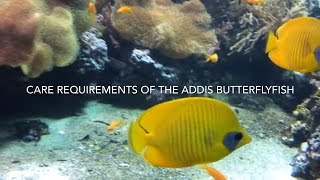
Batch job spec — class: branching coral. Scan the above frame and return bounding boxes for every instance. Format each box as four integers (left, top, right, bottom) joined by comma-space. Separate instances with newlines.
206, 0, 309, 55
0, 0, 94, 78
111, 0, 218, 59
230, 0, 307, 54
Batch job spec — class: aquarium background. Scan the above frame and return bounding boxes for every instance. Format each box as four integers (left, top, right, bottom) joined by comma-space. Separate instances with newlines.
0, 0, 320, 179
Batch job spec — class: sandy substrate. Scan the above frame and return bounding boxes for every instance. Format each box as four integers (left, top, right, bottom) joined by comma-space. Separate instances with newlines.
0, 100, 297, 180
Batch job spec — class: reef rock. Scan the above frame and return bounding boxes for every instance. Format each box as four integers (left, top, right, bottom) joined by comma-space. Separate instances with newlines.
228, 94, 273, 111
283, 88, 320, 179
129, 49, 177, 83
290, 126, 320, 179
74, 28, 109, 76
15, 119, 49, 142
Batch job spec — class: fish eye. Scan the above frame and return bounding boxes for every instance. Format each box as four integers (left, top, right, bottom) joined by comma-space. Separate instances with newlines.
234, 133, 243, 141
223, 131, 243, 152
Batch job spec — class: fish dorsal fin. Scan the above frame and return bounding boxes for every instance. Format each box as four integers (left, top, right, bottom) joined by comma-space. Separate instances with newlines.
276, 17, 304, 37
136, 99, 181, 135
276, 21, 288, 37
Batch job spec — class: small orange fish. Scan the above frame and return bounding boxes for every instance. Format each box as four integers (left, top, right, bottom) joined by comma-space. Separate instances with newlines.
206, 53, 219, 63
117, 6, 133, 14
107, 120, 124, 131
202, 165, 226, 180
245, 0, 264, 4
88, 2, 96, 22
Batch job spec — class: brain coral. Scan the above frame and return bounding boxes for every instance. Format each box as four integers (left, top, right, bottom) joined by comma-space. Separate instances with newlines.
112, 0, 218, 59
0, 0, 94, 78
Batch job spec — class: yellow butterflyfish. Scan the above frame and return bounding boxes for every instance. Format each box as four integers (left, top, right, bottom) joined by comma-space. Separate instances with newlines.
206, 53, 218, 63
88, 2, 96, 22
128, 97, 251, 179
246, 0, 265, 4
107, 120, 124, 131
117, 6, 133, 14
265, 17, 320, 73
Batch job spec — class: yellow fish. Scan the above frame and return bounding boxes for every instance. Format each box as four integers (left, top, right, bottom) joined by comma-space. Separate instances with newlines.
206, 53, 218, 63
245, 0, 264, 4
107, 120, 124, 131
88, 2, 96, 22
128, 97, 251, 171
117, 6, 133, 14
202, 165, 226, 180
265, 17, 320, 73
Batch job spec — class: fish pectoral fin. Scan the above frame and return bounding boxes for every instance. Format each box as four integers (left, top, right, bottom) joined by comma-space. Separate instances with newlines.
143, 146, 180, 168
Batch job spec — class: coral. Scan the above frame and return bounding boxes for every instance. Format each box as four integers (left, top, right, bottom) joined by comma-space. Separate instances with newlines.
74, 28, 109, 75
129, 49, 177, 81
41, 7, 79, 67
111, 0, 218, 59
0, 0, 40, 66
271, 71, 316, 112
15, 119, 49, 142
21, 43, 53, 78
290, 126, 320, 179
117, 0, 153, 7
282, 121, 310, 147
282, 88, 320, 179
282, 88, 320, 146
0, 0, 94, 78
203, 0, 309, 55
108, 0, 310, 56
72, 9, 95, 36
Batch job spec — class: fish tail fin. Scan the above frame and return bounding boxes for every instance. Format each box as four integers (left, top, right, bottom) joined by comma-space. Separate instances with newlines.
128, 121, 148, 154
265, 31, 278, 53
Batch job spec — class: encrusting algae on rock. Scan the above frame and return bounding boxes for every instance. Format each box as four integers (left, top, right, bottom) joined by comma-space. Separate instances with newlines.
282, 88, 320, 179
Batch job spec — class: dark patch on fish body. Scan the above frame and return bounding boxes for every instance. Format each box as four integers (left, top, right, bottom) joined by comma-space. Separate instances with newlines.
315, 46, 320, 64
204, 132, 215, 148
223, 132, 243, 152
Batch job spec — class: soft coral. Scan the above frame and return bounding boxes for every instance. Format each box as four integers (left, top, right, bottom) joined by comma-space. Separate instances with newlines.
0, 0, 39, 66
